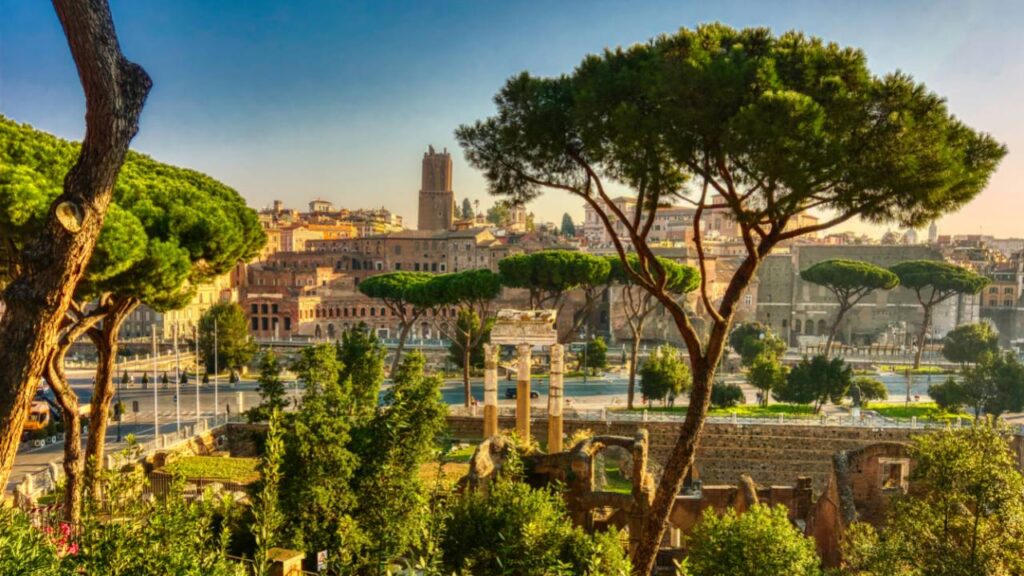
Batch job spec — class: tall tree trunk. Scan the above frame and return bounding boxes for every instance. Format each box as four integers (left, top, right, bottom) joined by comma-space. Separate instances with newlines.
824, 309, 842, 358
622, 325, 638, 409
83, 299, 135, 499
390, 322, 412, 374
630, 245, 764, 576
632, 357, 716, 572
0, 0, 150, 489
44, 349, 82, 524
462, 331, 472, 408
914, 306, 932, 370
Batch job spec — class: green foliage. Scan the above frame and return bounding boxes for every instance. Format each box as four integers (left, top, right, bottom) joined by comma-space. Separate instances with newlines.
0, 505, 63, 576
498, 250, 610, 306
890, 261, 991, 300
711, 382, 745, 408
461, 198, 473, 220
457, 24, 1003, 237
606, 254, 700, 294
252, 410, 285, 576
486, 200, 511, 226
249, 351, 289, 423
800, 259, 899, 295
280, 345, 359, 568
358, 271, 436, 308
729, 323, 787, 367
560, 212, 576, 237
846, 423, 1024, 576
928, 352, 1024, 418
0, 441, 248, 575
774, 355, 852, 413
0, 115, 265, 309
336, 324, 386, 419
584, 337, 609, 373
165, 456, 259, 482
941, 323, 999, 365
679, 504, 821, 576
639, 346, 692, 404
422, 269, 502, 318
849, 376, 888, 406
446, 308, 491, 369
441, 477, 631, 575
350, 352, 448, 570
199, 303, 256, 373
747, 353, 787, 406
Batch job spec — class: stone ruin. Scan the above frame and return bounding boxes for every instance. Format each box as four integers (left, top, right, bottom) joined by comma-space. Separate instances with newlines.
464, 429, 915, 569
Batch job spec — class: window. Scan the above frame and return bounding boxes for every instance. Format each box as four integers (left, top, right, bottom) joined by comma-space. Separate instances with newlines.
414, 263, 421, 271
261, 303, 269, 314
744, 294, 752, 306
261, 317, 269, 331
271, 304, 278, 314
251, 304, 258, 314
284, 317, 291, 331
251, 317, 259, 330
370, 308, 376, 316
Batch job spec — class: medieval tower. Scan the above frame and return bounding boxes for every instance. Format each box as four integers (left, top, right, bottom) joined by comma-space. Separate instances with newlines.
417, 145, 454, 230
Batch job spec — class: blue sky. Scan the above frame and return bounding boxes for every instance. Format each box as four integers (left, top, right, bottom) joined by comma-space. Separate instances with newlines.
2, 0, 1022, 236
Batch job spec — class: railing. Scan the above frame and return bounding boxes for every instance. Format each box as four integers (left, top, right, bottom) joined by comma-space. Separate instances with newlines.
447, 404, 1024, 434
14, 413, 246, 504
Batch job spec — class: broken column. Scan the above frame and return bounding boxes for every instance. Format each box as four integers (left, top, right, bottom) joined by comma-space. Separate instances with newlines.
516, 343, 532, 441
483, 343, 499, 438
548, 343, 564, 453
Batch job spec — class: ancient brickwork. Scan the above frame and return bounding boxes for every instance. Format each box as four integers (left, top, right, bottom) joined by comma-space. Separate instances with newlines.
446, 415, 920, 491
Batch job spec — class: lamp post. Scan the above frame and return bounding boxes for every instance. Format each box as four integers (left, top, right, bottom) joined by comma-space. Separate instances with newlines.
174, 323, 181, 433
214, 319, 219, 421
151, 324, 159, 440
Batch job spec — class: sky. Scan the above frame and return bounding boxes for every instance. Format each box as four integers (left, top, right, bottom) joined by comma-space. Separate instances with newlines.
2, 0, 1022, 237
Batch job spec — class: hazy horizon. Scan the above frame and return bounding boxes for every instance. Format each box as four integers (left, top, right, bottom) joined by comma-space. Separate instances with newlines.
2, 0, 1021, 237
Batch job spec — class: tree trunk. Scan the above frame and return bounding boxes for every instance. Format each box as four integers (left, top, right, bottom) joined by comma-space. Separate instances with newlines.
627, 327, 642, 411
83, 299, 135, 499
463, 331, 472, 408
630, 241, 765, 576
0, 0, 150, 489
44, 349, 82, 524
914, 306, 932, 370
390, 322, 412, 374
631, 358, 716, 573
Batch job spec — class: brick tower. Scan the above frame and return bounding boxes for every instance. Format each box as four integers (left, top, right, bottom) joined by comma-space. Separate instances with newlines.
417, 145, 454, 231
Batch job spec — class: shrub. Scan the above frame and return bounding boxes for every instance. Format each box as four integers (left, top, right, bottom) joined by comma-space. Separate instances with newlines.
441, 478, 631, 575
711, 382, 745, 408
679, 504, 821, 576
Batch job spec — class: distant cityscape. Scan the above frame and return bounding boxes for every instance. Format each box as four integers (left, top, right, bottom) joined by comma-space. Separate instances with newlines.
97, 145, 1024, 360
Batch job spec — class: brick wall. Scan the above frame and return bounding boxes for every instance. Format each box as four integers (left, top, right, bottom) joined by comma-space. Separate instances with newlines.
447, 415, 920, 490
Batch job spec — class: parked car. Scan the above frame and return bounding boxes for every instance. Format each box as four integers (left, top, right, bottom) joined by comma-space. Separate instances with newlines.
504, 387, 539, 399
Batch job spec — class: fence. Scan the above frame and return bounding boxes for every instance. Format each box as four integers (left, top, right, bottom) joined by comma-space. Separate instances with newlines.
447, 404, 1024, 434
14, 413, 246, 504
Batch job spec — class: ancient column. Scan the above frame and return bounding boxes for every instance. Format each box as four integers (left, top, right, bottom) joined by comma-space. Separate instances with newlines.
516, 343, 532, 441
483, 343, 499, 438
547, 343, 564, 453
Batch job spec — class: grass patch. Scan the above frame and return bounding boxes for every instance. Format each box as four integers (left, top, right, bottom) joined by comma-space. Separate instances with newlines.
164, 455, 259, 483
616, 404, 818, 418
874, 365, 954, 375
601, 464, 633, 494
866, 402, 966, 421
445, 444, 476, 463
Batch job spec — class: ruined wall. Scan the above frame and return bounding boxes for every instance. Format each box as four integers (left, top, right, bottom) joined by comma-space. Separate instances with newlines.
446, 416, 920, 491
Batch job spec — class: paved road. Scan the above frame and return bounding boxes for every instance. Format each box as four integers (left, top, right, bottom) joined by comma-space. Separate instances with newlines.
8, 368, 275, 493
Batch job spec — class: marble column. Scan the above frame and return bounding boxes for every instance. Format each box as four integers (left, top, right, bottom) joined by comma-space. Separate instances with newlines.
548, 343, 564, 453
516, 343, 532, 441
483, 343, 499, 438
